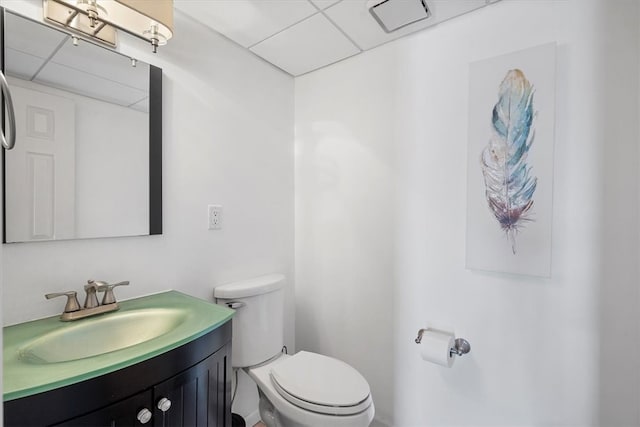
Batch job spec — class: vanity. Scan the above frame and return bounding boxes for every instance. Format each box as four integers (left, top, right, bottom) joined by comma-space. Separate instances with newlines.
3, 291, 234, 426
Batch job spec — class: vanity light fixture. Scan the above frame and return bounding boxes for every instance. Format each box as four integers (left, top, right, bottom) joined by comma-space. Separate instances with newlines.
43, 0, 174, 52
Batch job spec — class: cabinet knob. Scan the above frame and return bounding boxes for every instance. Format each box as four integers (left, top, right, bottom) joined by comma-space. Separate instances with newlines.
157, 397, 172, 412
137, 408, 152, 424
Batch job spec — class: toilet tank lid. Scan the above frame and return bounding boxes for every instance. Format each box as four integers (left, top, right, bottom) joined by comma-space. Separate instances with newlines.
214, 274, 285, 299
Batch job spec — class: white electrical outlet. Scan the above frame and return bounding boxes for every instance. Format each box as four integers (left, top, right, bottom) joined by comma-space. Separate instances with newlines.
208, 205, 223, 230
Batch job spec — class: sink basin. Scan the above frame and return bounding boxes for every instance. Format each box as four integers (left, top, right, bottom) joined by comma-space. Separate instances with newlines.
18, 308, 188, 364
4, 290, 235, 401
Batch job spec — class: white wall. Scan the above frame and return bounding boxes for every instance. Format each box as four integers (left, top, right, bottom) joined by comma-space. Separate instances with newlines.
296, 1, 639, 426
0, 1, 294, 422
73, 91, 148, 238
6, 76, 149, 240
295, 33, 396, 426
598, 0, 639, 424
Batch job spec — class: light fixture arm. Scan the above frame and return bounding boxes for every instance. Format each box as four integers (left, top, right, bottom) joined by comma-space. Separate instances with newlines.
43, 0, 174, 52
85, 0, 99, 27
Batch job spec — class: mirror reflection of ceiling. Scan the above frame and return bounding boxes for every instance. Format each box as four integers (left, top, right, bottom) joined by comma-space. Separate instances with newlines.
5, 12, 150, 112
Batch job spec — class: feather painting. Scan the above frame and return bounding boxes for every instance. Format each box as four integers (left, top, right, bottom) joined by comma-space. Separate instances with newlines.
481, 69, 537, 254
467, 44, 555, 276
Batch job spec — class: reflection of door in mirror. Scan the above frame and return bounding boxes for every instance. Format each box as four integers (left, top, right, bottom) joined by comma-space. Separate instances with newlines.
5, 85, 75, 242
2, 9, 162, 243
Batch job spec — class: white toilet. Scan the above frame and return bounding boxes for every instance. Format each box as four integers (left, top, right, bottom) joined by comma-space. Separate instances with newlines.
214, 274, 375, 427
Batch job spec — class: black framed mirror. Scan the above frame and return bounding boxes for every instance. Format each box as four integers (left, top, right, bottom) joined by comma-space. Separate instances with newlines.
1, 8, 162, 243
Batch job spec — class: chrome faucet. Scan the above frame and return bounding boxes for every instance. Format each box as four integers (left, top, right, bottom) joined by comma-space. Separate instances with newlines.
87, 280, 129, 305
83, 281, 100, 309
46, 280, 129, 321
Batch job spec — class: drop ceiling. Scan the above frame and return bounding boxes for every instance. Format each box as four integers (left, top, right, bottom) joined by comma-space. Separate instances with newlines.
5, 12, 149, 111
174, 0, 501, 76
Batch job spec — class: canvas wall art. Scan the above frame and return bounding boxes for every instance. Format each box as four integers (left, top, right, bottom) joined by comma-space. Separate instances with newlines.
466, 43, 556, 277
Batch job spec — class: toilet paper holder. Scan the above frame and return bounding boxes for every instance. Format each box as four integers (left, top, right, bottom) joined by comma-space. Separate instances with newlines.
415, 329, 471, 357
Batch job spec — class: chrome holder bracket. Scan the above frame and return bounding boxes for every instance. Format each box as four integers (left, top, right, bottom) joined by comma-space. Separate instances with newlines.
415, 328, 471, 358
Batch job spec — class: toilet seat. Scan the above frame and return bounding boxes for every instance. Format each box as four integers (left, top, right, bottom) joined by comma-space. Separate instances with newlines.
269, 351, 372, 416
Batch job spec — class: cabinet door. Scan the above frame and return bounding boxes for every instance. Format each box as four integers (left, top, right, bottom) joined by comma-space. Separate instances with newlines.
52, 390, 153, 426
152, 345, 230, 427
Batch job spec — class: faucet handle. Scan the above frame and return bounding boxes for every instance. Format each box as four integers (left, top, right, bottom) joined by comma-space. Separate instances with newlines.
45, 291, 81, 313
96, 281, 129, 305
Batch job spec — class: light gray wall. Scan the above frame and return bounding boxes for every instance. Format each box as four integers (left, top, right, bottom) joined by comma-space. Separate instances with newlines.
295, 0, 639, 425
598, 0, 640, 424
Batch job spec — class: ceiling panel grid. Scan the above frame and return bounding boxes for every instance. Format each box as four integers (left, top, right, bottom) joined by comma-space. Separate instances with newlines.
174, 0, 500, 76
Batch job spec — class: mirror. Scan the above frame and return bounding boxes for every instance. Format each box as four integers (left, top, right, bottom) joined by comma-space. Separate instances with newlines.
2, 9, 162, 243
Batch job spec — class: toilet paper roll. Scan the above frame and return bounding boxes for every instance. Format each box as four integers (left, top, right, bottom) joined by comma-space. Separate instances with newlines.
419, 330, 455, 368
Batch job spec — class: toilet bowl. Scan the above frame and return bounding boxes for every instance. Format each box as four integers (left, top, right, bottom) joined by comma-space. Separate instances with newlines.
248, 352, 374, 427
214, 274, 375, 427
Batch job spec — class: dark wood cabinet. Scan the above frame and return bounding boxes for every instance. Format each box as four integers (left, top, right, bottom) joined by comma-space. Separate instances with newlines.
152, 348, 227, 427
53, 390, 153, 426
4, 321, 232, 427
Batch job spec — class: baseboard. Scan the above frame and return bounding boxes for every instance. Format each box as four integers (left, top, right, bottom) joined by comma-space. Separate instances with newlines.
372, 417, 391, 427
244, 409, 261, 426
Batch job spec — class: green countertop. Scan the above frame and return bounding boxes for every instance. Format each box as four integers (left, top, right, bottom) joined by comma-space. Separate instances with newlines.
3, 290, 234, 401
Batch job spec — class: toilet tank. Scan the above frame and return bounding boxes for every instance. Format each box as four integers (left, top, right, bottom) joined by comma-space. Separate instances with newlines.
214, 274, 285, 368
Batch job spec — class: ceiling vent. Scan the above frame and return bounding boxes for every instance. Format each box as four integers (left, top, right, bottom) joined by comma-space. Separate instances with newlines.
367, 0, 431, 33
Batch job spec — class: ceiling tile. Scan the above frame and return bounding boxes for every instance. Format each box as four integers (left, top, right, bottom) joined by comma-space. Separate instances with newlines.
174, 0, 318, 48
4, 11, 68, 59
250, 13, 360, 76
326, 0, 486, 51
50, 38, 149, 91
5, 48, 46, 80
324, 0, 399, 51
428, 0, 488, 20
36, 62, 147, 107
309, 0, 341, 10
